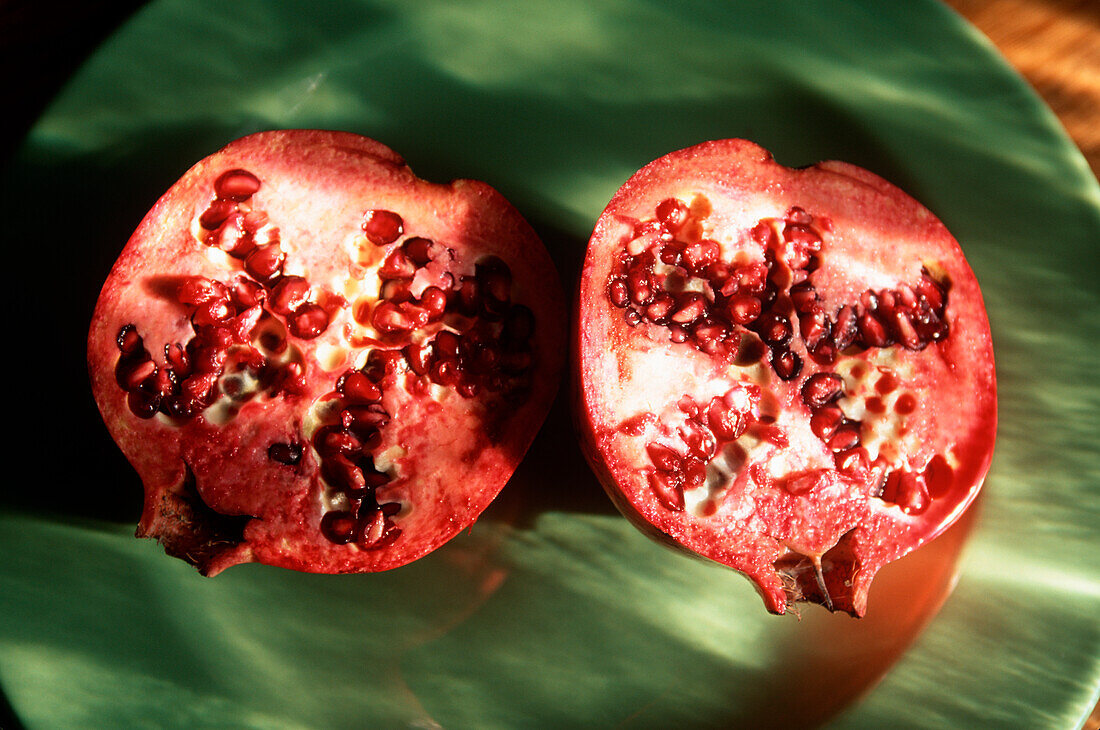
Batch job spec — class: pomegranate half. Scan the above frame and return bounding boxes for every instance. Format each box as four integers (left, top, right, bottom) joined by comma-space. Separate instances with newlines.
88, 130, 565, 576
576, 139, 996, 616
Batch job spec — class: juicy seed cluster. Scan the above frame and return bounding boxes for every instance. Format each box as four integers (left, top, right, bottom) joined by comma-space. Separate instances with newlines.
114, 168, 328, 421
608, 198, 955, 515
315, 210, 540, 546
114, 277, 307, 421
625, 386, 762, 513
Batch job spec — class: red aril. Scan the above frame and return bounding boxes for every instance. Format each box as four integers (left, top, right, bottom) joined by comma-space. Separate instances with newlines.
88, 130, 565, 576
576, 139, 996, 616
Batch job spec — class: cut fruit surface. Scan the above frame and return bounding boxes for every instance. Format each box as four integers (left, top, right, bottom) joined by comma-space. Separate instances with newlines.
576, 139, 996, 616
88, 130, 566, 576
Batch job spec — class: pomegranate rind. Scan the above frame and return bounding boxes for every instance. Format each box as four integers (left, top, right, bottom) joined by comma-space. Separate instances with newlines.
88, 130, 566, 576
576, 139, 996, 616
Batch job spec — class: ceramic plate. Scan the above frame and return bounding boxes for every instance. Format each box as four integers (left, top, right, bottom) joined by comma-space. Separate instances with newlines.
2, 1, 1098, 727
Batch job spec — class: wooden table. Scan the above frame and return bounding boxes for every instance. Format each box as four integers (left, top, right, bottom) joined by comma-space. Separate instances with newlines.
944, 0, 1099, 180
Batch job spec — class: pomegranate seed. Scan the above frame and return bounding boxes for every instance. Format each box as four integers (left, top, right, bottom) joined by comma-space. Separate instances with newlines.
269, 276, 311, 315
772, 348, 802, 381
229, 305, 264, 343
892, 310, 923, 350
827, 424, 861, 452
199, 199, 237, 230
127, 389, 160, 419
362, 209, 403, 246
809, 405, 844, 441
288, 303, 329, 339
214, 169, 261, 201
241, 210, 269, 233
858, 311, 892, 348
669, 325, 688, 343
726, 295, 761, 326
799, 308, 830, 349
476, 257, 513, 303
783, 223, 822, 251
244, 244, 286, 282
670, 293, 707, 324
276, 362, 309, 396
267, 442, 302, 465
340, 371, 382, 403
659, 243, 682, 266
692, 318, 727, 344
645, 294, 675, 322
834, 447, 870, 480
832, 306, 858, 350
646, 443, 682, 473
177, 277, 227, 306
677, 396, 699, 417
320, 510, 357, 544
655, 198, 690, 231
923, 454, 954, 499
341, 403, 390, 432
362, 464, 391, 488
881, 471, 929, 514
757, 311, 792, 346
457, 380, 481, 398
707, 397, 748, 441
648, 471, 685, 512
785, 207, 814, 225
420, 286, 448, 319
433, 330, 462, 359
230, 277, 266, 308
736, 262, 768, 294
454, 276, 481, 316
314, 426, 362, 458
916, 271, 947, 313
608, 279, 629, 308
801, 372, 844, 409
789, 282, 819, 313
165, 343, 190, 373
379, 249, 416, 280
629, 281, 653, 307
810, 340, 837, 365
121, 358, 157, 391
401, 236, 434, 267
682, 424, 717, 461
751, 221, 776, 246
394, 345, 427, 377
682, 457, 707, 489
371, 301, 413, 334
682, 240, 720, 272
430, 358, 461, 387
322, 453, 368, 495
624, 310, 643, 327
180, 372, 219, 402
117, 324, 143, 355
192, 299, 232, 328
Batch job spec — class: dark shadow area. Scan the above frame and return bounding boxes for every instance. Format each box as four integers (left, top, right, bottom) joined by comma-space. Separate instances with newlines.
0, 0, 149, 166
0, 687, 26, 730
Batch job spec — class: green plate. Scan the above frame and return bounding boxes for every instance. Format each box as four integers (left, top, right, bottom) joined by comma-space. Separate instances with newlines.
3, 1, 1098, 727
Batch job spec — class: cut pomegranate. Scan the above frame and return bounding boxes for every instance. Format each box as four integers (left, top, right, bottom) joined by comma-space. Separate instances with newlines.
88, 130, 565, 576
576, 139, 996, 616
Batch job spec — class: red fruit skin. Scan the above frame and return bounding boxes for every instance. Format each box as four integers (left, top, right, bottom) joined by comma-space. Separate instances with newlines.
576, 139, 996, 616
88, 130, 565, 576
